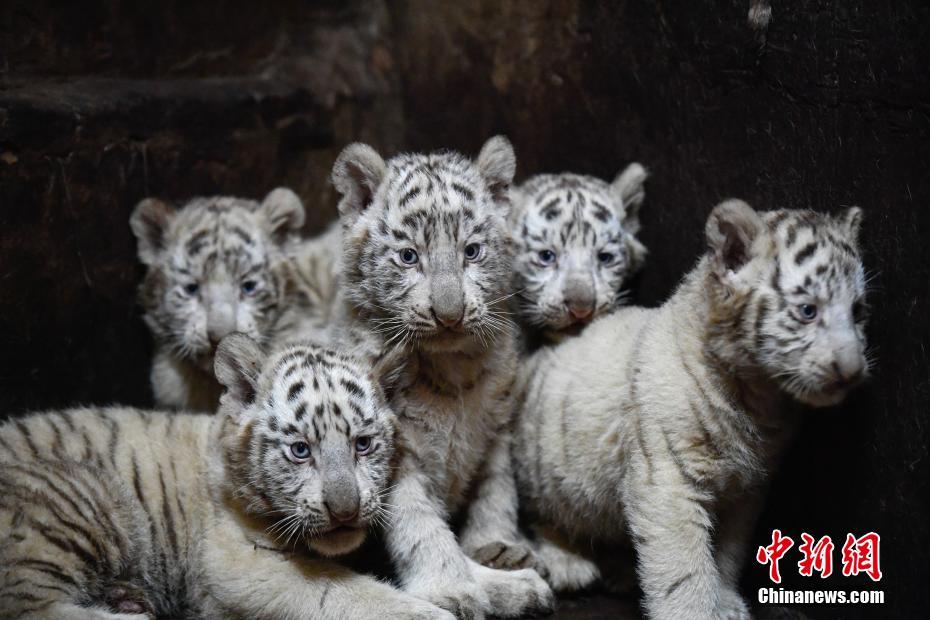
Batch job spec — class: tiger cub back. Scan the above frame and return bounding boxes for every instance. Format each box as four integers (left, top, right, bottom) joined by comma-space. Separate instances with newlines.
510, 164, 648, 344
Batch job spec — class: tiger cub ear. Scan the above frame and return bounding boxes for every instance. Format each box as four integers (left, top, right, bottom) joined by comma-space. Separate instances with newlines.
369, 346, 410, 403
332, 143, 387, 220
130, 198, 175, 265
610, 162, 648, 235
842, 206, 863, 240
215, 333, 265, 415
259, 188, 305, 243
705, 199, 766, 276
506, 185, 529, 228
476, 135, 516, 208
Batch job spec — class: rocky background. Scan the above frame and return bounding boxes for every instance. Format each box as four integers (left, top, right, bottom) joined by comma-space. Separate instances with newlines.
1, 1, 927, 618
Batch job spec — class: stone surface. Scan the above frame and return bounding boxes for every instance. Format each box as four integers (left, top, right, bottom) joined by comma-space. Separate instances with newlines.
1, 1, 927, 618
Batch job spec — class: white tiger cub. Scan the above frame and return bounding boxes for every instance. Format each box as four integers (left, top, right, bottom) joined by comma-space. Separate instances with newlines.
510, 164, 648, 343
131, 188, 306, 411
323, 137, 554, 619
512, 200, 870, 619
0, 336, 454, 620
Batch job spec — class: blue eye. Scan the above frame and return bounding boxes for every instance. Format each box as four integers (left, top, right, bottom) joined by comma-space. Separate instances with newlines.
464, 243, 484, 261
290, 441, 311, 461
798, 304, 818, 322
597, 252, 615, 265
399, 248, 419, 265
537, 250, 556, 266
355, 436, 373, 455
241, 280, 258, 295
183, 282, 199, 295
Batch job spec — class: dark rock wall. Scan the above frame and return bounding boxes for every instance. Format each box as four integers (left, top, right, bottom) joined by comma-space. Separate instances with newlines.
0, 0, 402, 413
1, 1, 926, 617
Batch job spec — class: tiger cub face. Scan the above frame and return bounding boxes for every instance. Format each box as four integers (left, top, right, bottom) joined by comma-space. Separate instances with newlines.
131, 189, 305, 370
511, 165, 648, 333
215, 335, 399, 557
705, 200, 869, 407
332, 137, 517, 353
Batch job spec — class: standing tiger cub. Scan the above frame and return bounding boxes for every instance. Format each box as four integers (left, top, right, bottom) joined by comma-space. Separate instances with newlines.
512, 200, 870, 619
0, 336, 454, 620
131, 188, 306, 411
510, 164, 648, 345
322, 137, 554, 619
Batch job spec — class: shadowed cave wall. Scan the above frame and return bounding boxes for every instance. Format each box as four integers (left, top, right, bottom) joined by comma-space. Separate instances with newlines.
1, 1, 927, 618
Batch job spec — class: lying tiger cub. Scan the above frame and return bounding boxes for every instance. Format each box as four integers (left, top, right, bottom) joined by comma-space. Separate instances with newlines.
0, 336, 452, 619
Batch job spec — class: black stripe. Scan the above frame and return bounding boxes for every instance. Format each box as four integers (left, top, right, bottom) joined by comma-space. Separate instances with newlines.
794, 241, 818, 265
0, 432, 16, 456
15, 560, 80, 588
14, 421, 39, 459
665, 573, 694, 598
6, 464, 91, 525
287, 382, 304, 402
399, 186, 422, 207
159, 466, 179, 559
231, 226, 253, 244
319, 582, 332, 609
33, 521, 99, 568
660, 426, 701, 488
185, 230, 210, 255
48, 419, 65, 454
56, 410, 77, 433
104, 412, 120, 466
770, 261, 781, 292
633, 415, 654, 479
451, 182, 475, 201
170, 460, 188, 550
754, 297, 770, 352
9, 468, 119, 566
339, 378, 364, 398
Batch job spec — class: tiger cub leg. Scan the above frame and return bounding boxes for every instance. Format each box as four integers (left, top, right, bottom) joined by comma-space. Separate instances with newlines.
460, 430, 540, 574
531, 525, 601, 592
384, 455, 490, 618
202, 514, 453, 620
623, 473, 720, 620
713, 493, 762, 620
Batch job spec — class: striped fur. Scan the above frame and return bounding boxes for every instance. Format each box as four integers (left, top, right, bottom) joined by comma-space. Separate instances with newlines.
0, 338, 455, 620
324, 137, 554, 619
272, 221, 344, 349
511, 164, 648, 342
511, 201, 870, 620
131, 188, 306, 411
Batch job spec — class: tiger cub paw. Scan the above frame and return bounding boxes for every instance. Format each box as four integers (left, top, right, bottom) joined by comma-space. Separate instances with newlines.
467, 540, 546, 576
471, 561, 555, 618
407, 577, 490, 620
102, 581, 155, 617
